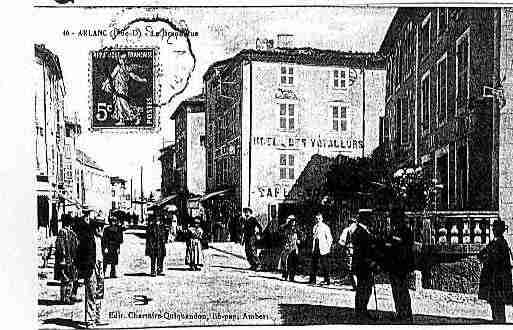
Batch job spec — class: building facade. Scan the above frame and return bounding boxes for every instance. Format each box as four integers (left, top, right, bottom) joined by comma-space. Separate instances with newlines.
34, 44, 67, 234
63, 113, 82, 215
379, 8, 513, 243
170, 94, 206, 196
110, 176, 131, 213
380, 8, 499, 210
159, 143, 177, 198
76, 149, 111, 218
204, 47, 385, 229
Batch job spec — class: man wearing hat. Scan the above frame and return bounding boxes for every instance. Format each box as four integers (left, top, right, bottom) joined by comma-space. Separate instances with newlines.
54, 214, 79, 304
241, 208, 262, 271
145, 215, 169, 276
102, 216, 124, 278
76, 208, 108, 327
352, 209, 377, 320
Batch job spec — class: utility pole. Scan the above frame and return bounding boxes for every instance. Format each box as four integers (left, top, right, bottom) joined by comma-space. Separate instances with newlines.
130, 178, 133, 211
362, 67, 366, 158
140, 166, 144, 224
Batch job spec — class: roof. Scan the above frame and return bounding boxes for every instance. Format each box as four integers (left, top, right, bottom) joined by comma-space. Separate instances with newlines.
35, 44, 65, 81
76, 149, 104, 171
110, 176, 126, 185
378, 8, 429, 55
170, 93, 205, 120
204, 47, 386, 81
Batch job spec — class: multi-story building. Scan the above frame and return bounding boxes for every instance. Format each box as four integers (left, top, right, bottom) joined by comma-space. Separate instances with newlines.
110, 176, 131, 212
76, 149, 111, 218
34, 44, 66, 235
170, 94, 206, 196
159, 143, 177, 198
63, 113, 81, 215
203, 41, 385, 228
378, 8, 513, 244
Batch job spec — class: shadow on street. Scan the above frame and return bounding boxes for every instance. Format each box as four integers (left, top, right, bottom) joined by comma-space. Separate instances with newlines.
208, 246, 247, 260
278, 304, 492, 325
42, 317, 87, 329
38, 299, 69, 306
124, 272, 151, 277
166, 267, 193, 271
210, 265, 249, 271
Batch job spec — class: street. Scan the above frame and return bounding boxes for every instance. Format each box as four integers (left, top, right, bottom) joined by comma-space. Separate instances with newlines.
38, 230, 512, 328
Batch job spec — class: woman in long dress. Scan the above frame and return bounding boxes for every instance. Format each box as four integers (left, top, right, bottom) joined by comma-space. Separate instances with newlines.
185, 217, 204, 271
478, 218, 513, 323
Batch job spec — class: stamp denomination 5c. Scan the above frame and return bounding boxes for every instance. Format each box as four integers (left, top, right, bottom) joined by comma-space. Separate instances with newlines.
90, 48, 156, 131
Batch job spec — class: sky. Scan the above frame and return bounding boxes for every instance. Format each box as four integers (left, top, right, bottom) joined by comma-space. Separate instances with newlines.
33, 6, 396, 195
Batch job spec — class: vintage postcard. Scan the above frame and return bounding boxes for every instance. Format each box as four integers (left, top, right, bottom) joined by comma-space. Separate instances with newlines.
31, 1, 513, 329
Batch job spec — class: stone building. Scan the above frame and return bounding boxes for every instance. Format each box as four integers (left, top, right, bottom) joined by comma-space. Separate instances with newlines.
34, 44, 67, 235
170, 94, 206, 196
76, 149, 111, 218
203, 42, 385, 230
378, 8, 513, 242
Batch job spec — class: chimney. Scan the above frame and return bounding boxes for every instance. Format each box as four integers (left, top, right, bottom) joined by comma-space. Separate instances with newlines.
276, 34, 295, 48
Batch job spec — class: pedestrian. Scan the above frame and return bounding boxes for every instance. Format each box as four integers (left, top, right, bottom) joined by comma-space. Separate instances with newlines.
478, 218, 513, 323
384, 206, 414, 323
339, 217, 358, 290
76, 209, 108, 327
352, 209, 378, 320
54, 214, 79, 304
145, 215, 169, 276
241, 208, 262, 271
230, 212, 244, 244
102, 216, 124, 278
185, 217, 205, 271
278, 215, 301, 282
309, 212, 333, 285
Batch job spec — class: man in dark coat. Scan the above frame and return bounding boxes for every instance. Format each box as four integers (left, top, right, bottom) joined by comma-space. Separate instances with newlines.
384, 206, 414, 323
241, 208, 262, 271
230, 212, 244, 244
102, 216, 124, 278
352, 209, 377, 320
75, 209, 108, 327
478, 219, 513, 323
145, 215, 169, 276
54, 214, 78, 304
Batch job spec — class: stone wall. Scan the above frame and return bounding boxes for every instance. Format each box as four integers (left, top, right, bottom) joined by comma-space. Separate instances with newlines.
260, 247, 483, 294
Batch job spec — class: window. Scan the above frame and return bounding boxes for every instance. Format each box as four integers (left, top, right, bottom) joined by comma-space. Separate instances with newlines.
333, 69, 348, 89
437, 55, 448, 125
280, 65, 294, 85
401, 98, 409, 145
396, 101, 402, 143
437, 8, 448, 35
421, 14, 431, 59
332, 105, 347, 132
456, 29, 470, 112
279, 154, 295, 180
421, 72, 431, 134
279, 103, 295, 130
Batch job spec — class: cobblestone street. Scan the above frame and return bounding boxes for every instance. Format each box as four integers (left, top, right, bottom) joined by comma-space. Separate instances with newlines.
38, 230, 513, 328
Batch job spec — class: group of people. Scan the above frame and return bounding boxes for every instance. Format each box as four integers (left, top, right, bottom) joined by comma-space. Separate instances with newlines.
51, 204, 513, 325
274, 206, 513, 324
53, 207, 124, 327
145, 214, 207, 274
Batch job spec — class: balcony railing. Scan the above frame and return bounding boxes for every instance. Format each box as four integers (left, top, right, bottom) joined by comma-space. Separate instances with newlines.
369, 210, 499, 255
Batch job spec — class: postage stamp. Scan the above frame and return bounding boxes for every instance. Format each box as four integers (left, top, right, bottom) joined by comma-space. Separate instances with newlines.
90, 48, 156, 131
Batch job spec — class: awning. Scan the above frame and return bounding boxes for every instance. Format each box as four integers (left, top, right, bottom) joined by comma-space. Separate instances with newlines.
148, 194, 178, 209
58, 193, 81, 207
200, 188, 233, 202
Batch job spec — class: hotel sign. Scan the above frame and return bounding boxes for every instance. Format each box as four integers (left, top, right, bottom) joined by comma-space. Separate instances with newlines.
252, 136, 363, 150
